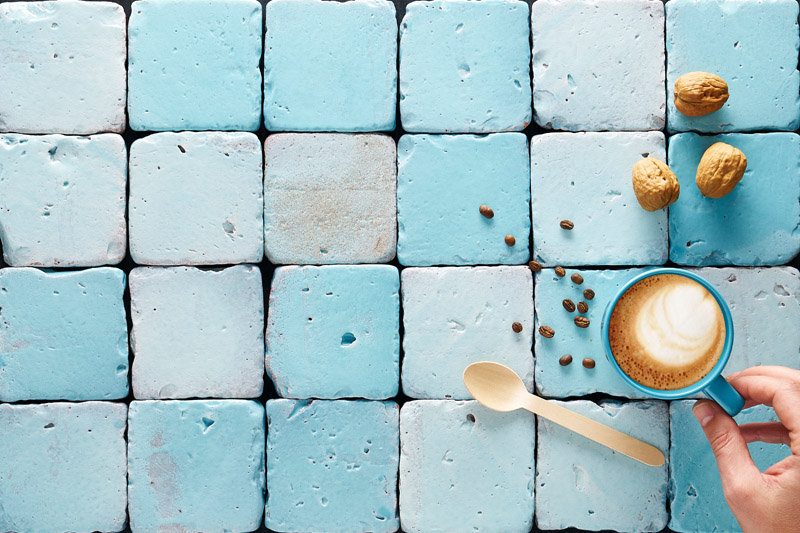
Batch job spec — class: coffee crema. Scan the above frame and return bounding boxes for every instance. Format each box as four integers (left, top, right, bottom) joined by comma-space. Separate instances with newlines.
608, 274, 726, 391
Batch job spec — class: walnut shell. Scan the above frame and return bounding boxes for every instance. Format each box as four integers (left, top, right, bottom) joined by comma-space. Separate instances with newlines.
632, 158, 680, 212
696, 142, 747, 198
674, 72, 730, 117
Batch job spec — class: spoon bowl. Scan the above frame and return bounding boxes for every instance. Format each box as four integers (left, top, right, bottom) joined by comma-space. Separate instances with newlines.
463, 361, 530, 412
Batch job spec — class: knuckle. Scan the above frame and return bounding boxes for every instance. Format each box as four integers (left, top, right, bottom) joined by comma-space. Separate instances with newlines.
708, 429, 736, 455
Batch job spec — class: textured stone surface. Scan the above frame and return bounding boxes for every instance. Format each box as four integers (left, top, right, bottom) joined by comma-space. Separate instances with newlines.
264, 133, 396, 264
531, 132, 668, 266
399, 400, 535, 533
0, 134, 127, 267
0, 267, 128, 402
264, 0, 397, 132
129, 131, 264, 265
397, 133, 530, 266
399, 0, 531, 133
0, 0, 126, 134
531, 0, 665, 131
128, 400, 265, 533
130, 265, 264, 400
266, 400, 399, 533
535, 400, 669, 532
402, 266, 533, 399
128, 0, 262, 131
0, 402, 127, 533
670, 401, 791, 532
666, 0, 800, 133
669, 133, 800, 266
266, 266, 399, 399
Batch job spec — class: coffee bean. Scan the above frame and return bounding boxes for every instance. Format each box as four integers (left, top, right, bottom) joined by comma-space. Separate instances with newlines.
512, 321, 523, 333
574, 316, 590, 328
505, 235, 516, 246
479, 205, 494, 219
528, 260, 542, 273
582, 358, 596, 369
577, 301, 589, 314
539, 325, 555, 338
559, 354, 573, 366
583, 288, 595, 300
560, 219, 574, 230
555, 266, 566, 277
562, 299, 576, 312
571, 273, 584, 285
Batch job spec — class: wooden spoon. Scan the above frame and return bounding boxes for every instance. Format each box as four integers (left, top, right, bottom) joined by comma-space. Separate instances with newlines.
463, 361, 665, 467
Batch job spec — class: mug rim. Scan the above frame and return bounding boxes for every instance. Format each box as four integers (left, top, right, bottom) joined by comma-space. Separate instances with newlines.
601, 267, 735, 399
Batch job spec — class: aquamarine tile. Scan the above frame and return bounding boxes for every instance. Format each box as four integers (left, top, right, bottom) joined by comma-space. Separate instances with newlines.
0, 0, 126, 134
128, 0, 262, 131
531, 0, 665, 131
666, 0, 800, 133
668, 133, 800, 266
128, 400, 266, 533
670, 401, 791, 532
531, 132, 668, 266
266, 265, 399, 399
130, 265, 264, 399
397, 133, 530, 266
399, 400, 535, 533
129, 131, 264, 265
0, 402, 127, 533
536, 400, 668, 531
0, 267, 128, 402
399, 0, 531, 133
266, 400, 399, 533
264, 0, 397, 132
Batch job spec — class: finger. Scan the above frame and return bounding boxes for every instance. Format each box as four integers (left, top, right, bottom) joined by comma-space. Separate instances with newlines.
739, 422, 791, 446
728, 375, 800, 439
693, 400, 762, 494
727, 366, 800, 383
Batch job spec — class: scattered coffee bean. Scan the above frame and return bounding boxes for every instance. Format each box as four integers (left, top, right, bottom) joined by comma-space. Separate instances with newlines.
583, 288, 595, 300
562, 299, 576, 312
528, 260, 542, 273
582, 358, 596, 369
559, 354, 573, 366
560, 219, 574, 230
571, 273, 584, 285
479, 205, 494, 219
539, 325, 555, 338
555, 266, 566, 277
512, 321, 523, 333
574, 316, 590, 328
577, 301, 589, 314
505, 235, 516, 246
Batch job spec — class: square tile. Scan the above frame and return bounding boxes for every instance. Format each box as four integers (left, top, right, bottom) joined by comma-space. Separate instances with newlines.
0, 134, 127, 267
401, 266, 533, 399
266, 265, 399, 399
399, 400, 535, 533
668, 133, 800, 266
130, 265, 264, 399
531, 0, 665, 131
0, 267, 128, 402
531, 132, 668, 266
129, 131, 264, 265
128, 0, 262, 131
264, 0, 397, 132
128, 400, 266, 532
535, 400, 668, 531
398, 133, 531, 266
0, 0, 126, 134
399, 0, 531, 133
666, 0, 800, 133
264, 133, 396, 264
0, 402, 127, 533
266, 400, 399, 533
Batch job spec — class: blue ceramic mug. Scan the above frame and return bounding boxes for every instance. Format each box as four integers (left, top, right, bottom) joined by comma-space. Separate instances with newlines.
601, 268, 744, 416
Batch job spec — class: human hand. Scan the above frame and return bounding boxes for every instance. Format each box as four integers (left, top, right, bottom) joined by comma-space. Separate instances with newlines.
692, 366, 800, 533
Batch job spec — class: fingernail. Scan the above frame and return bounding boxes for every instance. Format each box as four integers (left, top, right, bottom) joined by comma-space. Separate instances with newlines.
693, 401, 715, 427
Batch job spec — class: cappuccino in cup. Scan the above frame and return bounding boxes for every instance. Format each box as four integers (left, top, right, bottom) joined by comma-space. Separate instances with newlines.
607, 274, 726, 391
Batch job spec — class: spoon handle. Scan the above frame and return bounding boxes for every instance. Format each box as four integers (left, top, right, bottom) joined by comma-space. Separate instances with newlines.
521, 393, 665, 467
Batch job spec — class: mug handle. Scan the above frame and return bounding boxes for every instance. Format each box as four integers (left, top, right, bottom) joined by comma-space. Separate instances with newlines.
703, 374, 745, 416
